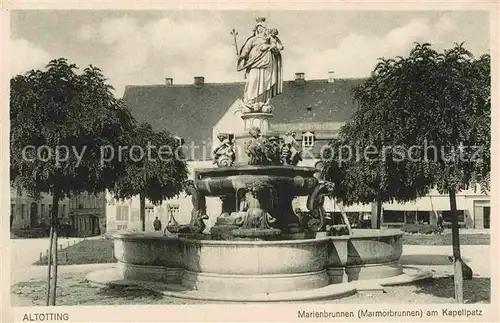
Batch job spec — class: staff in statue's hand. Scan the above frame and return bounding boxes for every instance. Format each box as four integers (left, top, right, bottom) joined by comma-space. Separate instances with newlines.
230, 29, 239, 56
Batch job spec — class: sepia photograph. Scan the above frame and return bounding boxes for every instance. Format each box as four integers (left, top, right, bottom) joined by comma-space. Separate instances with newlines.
2, 3, 497, 322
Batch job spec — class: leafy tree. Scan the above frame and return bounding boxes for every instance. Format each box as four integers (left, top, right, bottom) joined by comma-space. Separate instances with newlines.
10, 58, 135, 305
322, 43, 490, 303
321, 103, 433, 229
110, 123, 189, 231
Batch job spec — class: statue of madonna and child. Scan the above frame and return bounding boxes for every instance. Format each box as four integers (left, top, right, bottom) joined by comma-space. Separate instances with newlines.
236, 17, 284, 113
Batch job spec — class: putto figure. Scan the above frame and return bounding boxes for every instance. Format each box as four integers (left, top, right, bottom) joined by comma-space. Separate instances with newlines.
237, 17, 284, 112
281, 130, 302, 166
244, 127, 266, 165
244, 127, 282, 166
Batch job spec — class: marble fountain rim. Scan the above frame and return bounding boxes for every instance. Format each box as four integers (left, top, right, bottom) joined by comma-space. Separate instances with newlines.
112, 229, 404, 244
113, 232, 341, 245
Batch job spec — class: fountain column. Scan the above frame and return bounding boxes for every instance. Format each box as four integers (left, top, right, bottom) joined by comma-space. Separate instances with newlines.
233, 108, 279, 165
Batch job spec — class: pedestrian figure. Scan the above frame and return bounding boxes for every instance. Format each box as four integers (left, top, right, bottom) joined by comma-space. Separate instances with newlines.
437, 213, 444, 231
153, 216, 162, 232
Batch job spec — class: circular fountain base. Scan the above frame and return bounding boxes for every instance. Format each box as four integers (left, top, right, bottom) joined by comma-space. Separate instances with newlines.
345, 261, 404, 281
87, 266, 431, 302
182, 269, 329, 294
86, 229, 433, 301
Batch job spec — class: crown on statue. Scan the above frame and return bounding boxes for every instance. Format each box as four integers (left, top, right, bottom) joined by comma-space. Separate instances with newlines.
255, 17, 267, 28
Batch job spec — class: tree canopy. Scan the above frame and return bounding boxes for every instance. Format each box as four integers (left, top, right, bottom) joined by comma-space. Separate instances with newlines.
10, 58, 137, 306
109, 122, 189, 231
110, 122, 189, 203
322, 42, 490, 205
10, 58, 135, 198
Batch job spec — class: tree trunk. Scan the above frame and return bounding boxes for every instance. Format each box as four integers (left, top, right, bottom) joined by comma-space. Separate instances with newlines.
50, 222, 58, 306
449, 188, 464, 303
371, 202, 377, 229
140, 194, 146, 232
376, 199, 382, 229
47, 192, 60, 306
371, 199, 382, 229
45, 225, 53, 306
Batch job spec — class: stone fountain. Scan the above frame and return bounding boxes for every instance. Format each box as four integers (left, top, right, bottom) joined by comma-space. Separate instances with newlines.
87, 18, 432, 301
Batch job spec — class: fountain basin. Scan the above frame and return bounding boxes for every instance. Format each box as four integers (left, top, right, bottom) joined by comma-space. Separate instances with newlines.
112, 229, 404, 294
345, 229, 404, 281
194, 165, 318, 196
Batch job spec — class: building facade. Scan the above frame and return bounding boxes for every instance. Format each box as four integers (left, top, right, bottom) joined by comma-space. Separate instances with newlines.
68, 192, 107, 237
10, 187, 70, 231
104, 73, 490, 233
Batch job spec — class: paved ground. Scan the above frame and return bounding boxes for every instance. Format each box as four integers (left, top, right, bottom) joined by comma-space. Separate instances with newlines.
9, 236, 101, 271
401, 245, 491, 278
441, 228, 490, 235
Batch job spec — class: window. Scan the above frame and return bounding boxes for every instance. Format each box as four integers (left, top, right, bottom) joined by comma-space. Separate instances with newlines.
21, 204, 25, 219
416, 211, 430, 224
62, 205, 66, 217
167, 204, 180, 220
41, 204, 45, 216
405, 211, 417, 224
383, 210, 404, 223
131, 209, 140, 221
146, 206, 155, 221
330, 212, 345, 225
302, 132, 315, 148
484, 207, 490, 229
441, 210, 465, 223
117, 224, 128, 231
116, 206, 129, 221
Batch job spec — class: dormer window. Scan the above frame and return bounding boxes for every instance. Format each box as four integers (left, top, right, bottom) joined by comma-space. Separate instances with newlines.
302, 131, 315, 149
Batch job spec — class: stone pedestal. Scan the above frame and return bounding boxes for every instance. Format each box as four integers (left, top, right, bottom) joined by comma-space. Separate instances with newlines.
241, 112, 273, 133
234, 112, 279, 165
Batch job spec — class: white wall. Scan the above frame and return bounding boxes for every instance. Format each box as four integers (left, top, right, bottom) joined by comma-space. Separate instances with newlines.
212, 99, 245, 146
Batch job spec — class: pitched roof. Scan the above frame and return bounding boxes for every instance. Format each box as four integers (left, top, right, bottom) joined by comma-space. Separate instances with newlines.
272, 78, 366, 123
123, 78, 366, 159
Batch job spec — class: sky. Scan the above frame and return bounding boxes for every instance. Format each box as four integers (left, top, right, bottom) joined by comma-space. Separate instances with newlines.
10, 10, 490, 97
